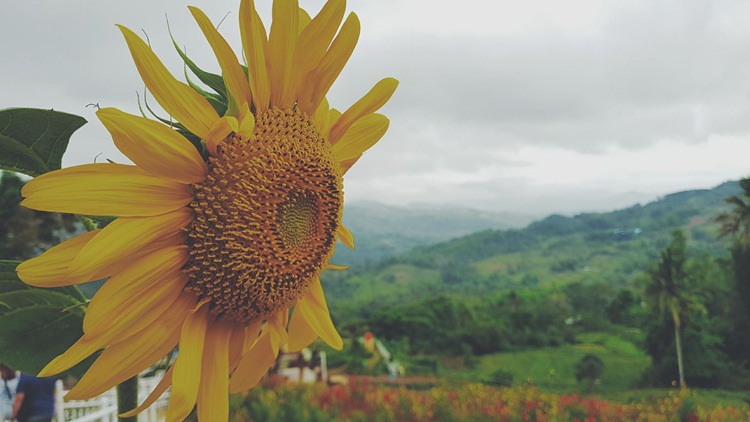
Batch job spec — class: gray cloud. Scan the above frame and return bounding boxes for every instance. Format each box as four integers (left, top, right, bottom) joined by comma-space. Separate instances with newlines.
3, 0, 750, 215
340, 0, 750, 155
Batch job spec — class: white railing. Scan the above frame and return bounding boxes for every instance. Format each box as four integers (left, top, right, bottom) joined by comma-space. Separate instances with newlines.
57, 374, 168, 422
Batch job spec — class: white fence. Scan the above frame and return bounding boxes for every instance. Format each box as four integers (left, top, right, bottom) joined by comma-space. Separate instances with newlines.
56, 374, 168, 422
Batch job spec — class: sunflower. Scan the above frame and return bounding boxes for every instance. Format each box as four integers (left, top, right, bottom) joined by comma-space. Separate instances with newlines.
15, 0, 396, 420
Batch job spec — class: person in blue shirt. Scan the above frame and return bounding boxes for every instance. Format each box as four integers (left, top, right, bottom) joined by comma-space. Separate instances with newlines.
0, 364, 19, 421
10, 372, 55, 422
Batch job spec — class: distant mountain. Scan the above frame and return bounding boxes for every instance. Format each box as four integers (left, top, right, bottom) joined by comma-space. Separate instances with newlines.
332, 202, 537, 266
323, 181, 742, 320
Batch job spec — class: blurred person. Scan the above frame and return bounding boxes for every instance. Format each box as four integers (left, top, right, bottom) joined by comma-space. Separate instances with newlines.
10, 372, 55, 422
0, 364, 19, 422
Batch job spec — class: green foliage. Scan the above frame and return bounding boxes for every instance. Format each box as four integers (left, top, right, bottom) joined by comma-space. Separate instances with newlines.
642, 311, 729, 388
0, 108, 86, 177
326, 182, 739, 332
326, 339, 387, 376
331, 203, 532, 266
407, 356, 440, 374
643, 229, 701, 327
487, 369, 514, 387
639, 230, 739, 389
575, 354, 604, 391
168, 31, 228, 116
321, 180, 750, 394
716, 177, 750, 245
457, 332, 650, 394
725, 246, 750, 369
606, 290, 646, 327
0, 108, 90, 377
0, 260, 87, 375
361, 292, 580, 356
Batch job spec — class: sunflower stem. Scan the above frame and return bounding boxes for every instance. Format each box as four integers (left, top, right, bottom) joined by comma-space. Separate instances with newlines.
117, 376, 138, 422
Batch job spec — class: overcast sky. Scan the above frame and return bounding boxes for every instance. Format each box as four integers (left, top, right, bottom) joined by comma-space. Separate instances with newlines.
3, 0, 750, 217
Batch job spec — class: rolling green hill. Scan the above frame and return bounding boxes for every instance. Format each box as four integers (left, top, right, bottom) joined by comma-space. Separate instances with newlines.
324, 181, 740, 320
322, 181, 750, 392
331, 202, 536, 266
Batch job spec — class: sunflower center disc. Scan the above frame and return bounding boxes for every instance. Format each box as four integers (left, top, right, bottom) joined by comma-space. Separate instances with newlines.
184, 107, 342, 322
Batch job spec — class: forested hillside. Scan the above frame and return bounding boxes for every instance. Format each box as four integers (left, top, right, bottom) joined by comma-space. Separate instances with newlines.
324, 181, 750, 390
325, 181, 738, 316
332, 202, 535, 266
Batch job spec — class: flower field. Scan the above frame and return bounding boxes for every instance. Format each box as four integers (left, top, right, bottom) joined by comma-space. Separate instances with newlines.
229, 380, 750, 422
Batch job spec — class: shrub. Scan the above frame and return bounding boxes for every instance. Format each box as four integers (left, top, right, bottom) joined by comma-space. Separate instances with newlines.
487, 369, 514, 387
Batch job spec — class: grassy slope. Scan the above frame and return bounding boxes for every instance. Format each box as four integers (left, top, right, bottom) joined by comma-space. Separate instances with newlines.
427, 331, 750, 409
443, 332, 650, 395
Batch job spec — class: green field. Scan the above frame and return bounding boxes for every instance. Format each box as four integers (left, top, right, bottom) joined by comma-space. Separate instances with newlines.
444, 332, 649, 394
420, 330, 750, 411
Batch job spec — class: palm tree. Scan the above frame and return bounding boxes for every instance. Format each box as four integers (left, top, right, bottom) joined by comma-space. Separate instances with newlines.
644, 229, 693, 389
717, 177, 750, 247
716, 177, 750, 361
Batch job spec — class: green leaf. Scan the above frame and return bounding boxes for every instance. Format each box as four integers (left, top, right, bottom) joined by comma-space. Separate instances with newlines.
0, 306, 85, 375
0, 290, 84, 311
185, 72, 228, 116
0, 260, 86, 302
0, 108, 87, 177
168, 25, 228, 99
0, 281, 26, 294
0, 259, 89, 374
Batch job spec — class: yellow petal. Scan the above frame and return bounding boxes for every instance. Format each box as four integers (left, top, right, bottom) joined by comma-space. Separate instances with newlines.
17, 230, 100, 287
189, 6, 252, 111
21, 163, 193, 217
65, 292, 194, 400
327, 109, 342, 136
236, 102, 256, 139
241, 319, 264, 357
228, 321, 250, 372
240, 0, 270, 111
97, 107, 208, 184
298, 8, 311, 34
267, 310, 289, 351
166, 301, 209, 422
117, 25, 219, 140
67, 208, 193, 283
313, 98, 330, 129
287, 306, 318, 352
206, 115, 239, 156
337, 224, 354, 250
119, 366, 174, 418
292, 0, 345, 99
299, 12, 360, 115
340, 157, 359, 175
197, 319, 233, 422
20, 230, 185, 288
316, 105, 341, 139
269, 0, 299, 107
329, 78, 398, 144
41, 268, 185, 376
296, 278, 343, 350
39, 334, 102, 377
229, 329, 276, 393
332, 114, 389, 163
325, 264, 349, 270
83, 246, 188, 338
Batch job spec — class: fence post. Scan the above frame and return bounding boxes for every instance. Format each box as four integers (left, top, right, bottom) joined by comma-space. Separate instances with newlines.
55, 380, 64, 422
